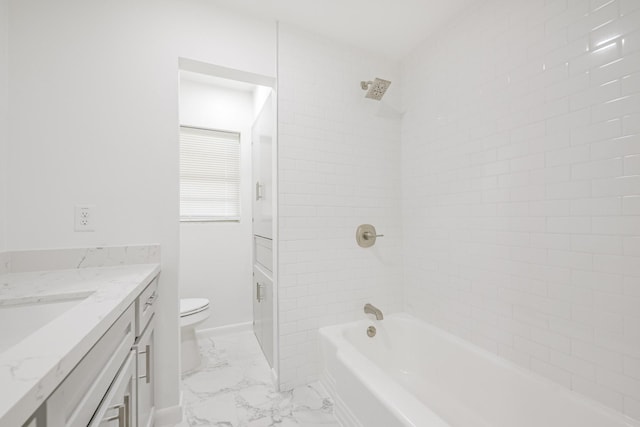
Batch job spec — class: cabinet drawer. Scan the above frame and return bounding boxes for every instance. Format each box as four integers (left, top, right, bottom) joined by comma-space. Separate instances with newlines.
135, 277, 158, 337
254, 236, 272, 274
46, 304, 135, 427
88, 350, 136, 427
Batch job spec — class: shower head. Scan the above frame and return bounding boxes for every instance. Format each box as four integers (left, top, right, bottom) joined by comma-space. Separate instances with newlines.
361, 78, 391, 100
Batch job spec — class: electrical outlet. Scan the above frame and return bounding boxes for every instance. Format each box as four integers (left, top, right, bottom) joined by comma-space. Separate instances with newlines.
74, 205, 95, 232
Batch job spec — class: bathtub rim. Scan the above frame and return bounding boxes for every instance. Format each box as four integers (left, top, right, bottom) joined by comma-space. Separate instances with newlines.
319, 312, 640, 427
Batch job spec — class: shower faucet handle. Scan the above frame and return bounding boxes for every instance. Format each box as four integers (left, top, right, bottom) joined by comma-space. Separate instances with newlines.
363, 231, 384, 240
356, 224, 383, 248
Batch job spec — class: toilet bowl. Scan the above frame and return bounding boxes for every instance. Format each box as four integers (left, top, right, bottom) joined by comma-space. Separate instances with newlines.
180, 298, 210, 373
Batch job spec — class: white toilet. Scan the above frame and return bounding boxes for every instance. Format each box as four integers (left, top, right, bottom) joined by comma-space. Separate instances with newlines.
180, 298, 211, 373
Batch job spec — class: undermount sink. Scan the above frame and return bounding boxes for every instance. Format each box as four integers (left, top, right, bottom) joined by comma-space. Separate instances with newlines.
0, 297, 88, 353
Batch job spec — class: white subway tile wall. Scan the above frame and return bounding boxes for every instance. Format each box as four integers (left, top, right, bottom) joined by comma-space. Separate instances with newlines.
278, 25, 403, 390
402, 0, 640, 419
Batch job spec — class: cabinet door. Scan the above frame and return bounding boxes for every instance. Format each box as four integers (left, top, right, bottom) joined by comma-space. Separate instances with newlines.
251, 92, 274, 239
252, 265, 273, 368
88, 350, 137, 427
135, 317, 155, 427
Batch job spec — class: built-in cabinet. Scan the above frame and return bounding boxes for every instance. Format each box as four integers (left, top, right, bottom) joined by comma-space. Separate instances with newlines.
253, 247, 273, 368
252, 92, 274, 240
23, 278, 158, 427
252, 92, 275, 369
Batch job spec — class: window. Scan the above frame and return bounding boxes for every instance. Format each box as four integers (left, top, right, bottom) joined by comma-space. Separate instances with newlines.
180, 126, 241, 221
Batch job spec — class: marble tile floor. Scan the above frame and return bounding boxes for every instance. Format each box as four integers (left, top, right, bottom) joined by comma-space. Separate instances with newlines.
178, 330, 340, 427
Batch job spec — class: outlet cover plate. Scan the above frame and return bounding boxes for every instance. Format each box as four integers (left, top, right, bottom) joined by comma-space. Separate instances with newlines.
74, 205, 95, 232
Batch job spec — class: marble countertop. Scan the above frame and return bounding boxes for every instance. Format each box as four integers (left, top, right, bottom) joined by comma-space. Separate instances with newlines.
0, 263, 160, 427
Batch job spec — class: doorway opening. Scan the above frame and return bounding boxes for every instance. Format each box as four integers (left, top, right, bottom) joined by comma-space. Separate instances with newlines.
177, 58, 278, 386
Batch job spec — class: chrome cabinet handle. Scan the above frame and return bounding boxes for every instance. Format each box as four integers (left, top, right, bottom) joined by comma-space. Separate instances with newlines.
256, 282, 264, 302
138, 344, 152, 384
124, 394, 130, 427
256, 181, 264, 200
104, 403, 125, 426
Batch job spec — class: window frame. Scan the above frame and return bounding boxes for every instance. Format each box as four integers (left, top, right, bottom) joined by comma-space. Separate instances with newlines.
179, 125, 242, 223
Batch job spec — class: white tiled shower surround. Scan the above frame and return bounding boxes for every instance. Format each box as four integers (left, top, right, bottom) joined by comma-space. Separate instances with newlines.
402, 0, 640, 420
277, 0, 640, 421
277, 24, 403, 390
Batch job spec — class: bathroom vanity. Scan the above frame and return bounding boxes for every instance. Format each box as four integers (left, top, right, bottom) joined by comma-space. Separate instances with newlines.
0, 262, 160, 427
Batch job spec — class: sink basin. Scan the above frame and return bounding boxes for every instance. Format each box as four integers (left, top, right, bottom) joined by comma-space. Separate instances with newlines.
0, 298, 87, 353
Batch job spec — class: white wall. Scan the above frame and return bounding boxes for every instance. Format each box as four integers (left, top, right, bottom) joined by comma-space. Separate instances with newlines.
277, 24, 403, 390
253, 85, 272, 121
6, 0, 275, 413
0, 0, 7, 252
402, 0, 640, 419
179, 78, 254, 329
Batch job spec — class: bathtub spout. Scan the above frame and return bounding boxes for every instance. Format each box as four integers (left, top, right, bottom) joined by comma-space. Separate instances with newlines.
364, 303, 384, 320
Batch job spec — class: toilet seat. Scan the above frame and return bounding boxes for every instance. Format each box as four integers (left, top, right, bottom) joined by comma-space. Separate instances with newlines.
180, 298, 210, 317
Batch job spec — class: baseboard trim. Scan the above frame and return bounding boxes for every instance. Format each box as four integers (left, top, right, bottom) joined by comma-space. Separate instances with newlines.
154, 392, 183, 427
196, 321, 253, 338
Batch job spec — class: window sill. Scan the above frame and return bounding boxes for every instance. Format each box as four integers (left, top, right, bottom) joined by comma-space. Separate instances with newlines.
180, 218, 240, 223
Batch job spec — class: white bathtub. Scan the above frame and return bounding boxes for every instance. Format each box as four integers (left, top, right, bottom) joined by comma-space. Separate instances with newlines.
319, 313, 640, 427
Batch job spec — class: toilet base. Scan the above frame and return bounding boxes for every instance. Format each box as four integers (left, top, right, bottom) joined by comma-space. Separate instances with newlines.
181, 326, 202, 373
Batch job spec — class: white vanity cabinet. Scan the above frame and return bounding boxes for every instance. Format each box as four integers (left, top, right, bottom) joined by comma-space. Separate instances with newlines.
30, 276, 159, 427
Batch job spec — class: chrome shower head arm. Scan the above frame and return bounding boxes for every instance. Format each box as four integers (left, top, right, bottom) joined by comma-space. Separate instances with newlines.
361, 81, 373, 90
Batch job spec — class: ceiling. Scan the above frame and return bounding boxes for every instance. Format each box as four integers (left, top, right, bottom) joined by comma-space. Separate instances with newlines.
212, 0, 483, 60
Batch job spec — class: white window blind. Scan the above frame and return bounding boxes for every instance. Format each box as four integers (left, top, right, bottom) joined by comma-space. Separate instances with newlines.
180, 126, 241, 221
